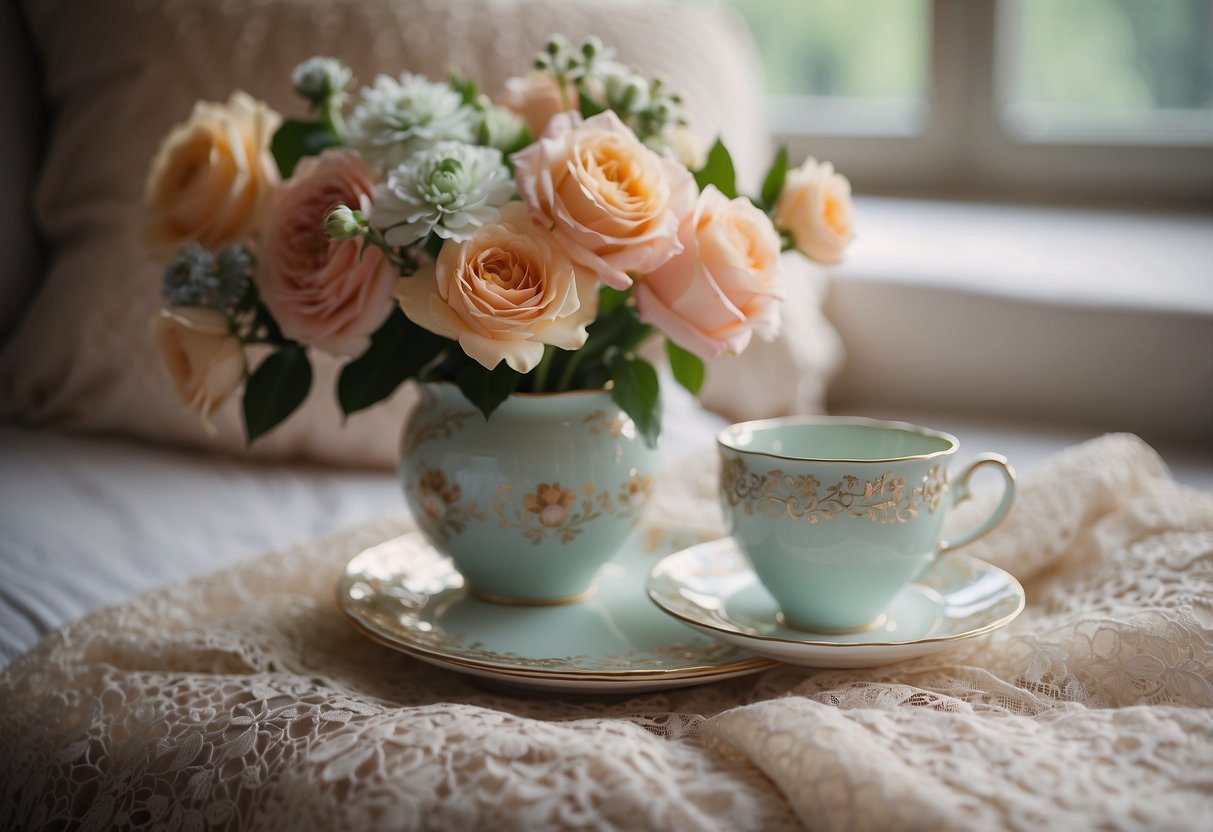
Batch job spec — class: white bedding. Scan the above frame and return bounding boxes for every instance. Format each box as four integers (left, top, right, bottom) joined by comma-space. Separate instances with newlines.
3, 397, 1210, 667
0, 425, 401, 666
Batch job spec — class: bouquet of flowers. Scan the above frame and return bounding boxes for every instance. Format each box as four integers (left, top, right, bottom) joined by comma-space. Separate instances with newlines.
145, 35, 854, 447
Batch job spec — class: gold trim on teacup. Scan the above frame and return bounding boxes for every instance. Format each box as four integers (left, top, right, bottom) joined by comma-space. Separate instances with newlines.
718, 415, 959, 464
721, 458, 949, 525
469, 584, 599, 607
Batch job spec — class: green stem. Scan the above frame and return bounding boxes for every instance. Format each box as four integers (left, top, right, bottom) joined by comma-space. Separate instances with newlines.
322, 100, 346, 142
531, 345, 556, 391
360, 229, 407, 270
555, 346, 586, 392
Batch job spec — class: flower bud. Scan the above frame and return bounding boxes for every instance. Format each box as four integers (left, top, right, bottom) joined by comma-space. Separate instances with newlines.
291, 57, 353, 107
581, 36, 603, 59
323, 204, 366, 240
604, 71, 650, 114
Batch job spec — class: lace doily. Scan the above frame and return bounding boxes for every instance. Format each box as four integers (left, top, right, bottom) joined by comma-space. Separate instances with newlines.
2, 434, 1211, 830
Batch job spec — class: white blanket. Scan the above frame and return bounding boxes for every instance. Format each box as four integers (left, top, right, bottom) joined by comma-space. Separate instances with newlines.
2, 432, 1210, 830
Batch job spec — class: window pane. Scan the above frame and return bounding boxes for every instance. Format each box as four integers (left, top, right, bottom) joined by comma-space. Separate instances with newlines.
1005, 0, 1213, 142
721, 0, 931, 135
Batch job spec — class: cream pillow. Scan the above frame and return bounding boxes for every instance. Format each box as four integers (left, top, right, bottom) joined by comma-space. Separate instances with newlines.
1, 0, 828, 468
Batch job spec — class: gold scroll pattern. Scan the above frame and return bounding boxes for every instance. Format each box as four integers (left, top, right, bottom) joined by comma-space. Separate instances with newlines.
721, 458, 948, 525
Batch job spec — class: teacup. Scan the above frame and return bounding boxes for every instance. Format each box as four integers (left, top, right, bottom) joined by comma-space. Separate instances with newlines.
718, 416, 1015, 633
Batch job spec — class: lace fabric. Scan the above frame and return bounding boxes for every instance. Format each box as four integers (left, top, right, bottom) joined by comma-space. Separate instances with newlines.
2, 434, 1211, 830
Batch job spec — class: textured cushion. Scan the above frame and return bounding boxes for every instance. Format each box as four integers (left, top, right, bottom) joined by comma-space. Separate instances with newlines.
0, 0, 814, 467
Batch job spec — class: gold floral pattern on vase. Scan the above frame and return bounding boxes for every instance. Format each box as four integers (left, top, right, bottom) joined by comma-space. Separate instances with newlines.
583, 410, 630, 438
721, 458, 949, 525
493, 473, 654, 545
524, 484, 578, 529
408, 468, 485, 544
405, 409, 476, 448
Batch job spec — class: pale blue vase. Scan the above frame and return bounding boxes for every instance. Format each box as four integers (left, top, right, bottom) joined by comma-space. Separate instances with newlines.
399, 382, 659, 604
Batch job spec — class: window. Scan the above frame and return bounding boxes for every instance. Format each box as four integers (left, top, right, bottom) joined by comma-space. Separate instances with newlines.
1006, 0, 1213, 143
728, 0, 930, 136
721, 0, 1213, 205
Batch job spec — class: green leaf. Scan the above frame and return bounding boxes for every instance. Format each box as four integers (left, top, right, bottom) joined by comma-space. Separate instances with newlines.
578, 90, 605, 119
243, 346, 312, 444
760, 146, 790, 211
421, 233, 445, 262
251, 302, 286, 346
270, 119, 339, 178
597, 285, 629, 315
563, 299, 652, 389
455, 361, 521, 420
337, 309, 451, 416
665, 340, 706, 397
693, 138, 737, 199
450, 73, 478, 106
609, 355, 662, 448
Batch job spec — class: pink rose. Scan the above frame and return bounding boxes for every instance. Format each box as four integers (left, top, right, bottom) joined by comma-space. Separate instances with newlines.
257, 150, 396, 356
636, 186, 783, 361
512, 110, 697, 290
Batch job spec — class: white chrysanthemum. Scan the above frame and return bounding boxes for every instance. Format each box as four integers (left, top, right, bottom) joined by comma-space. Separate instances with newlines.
373, 141, 514, 246
348, 73, 477, 170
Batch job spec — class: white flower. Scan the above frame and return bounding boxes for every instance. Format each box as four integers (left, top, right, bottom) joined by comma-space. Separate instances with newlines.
348, 73, 477, 170
292, 57, 353, 107
373, 141, 514, 246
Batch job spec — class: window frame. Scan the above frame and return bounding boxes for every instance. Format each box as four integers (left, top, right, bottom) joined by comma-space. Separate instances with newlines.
767, 0, 1213, 207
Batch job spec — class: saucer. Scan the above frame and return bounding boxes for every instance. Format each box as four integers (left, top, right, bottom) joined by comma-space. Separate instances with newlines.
339, 529, 775, 693
646, 538, 1025, 668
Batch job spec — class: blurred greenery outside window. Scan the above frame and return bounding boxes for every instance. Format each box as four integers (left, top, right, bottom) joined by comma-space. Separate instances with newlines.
726, 0, 931, 135
1008, 0, 1213, 141
719, 0, 1213, 204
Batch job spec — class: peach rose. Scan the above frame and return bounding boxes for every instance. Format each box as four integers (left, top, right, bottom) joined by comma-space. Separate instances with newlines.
636, 186, 782, 361
512, 110, 697, 290
395, 202, 598, 373
499, 73, 573, 138
257, 150, 396, 357
144, 92, 281, 255
774, 157, 855, 265
152, 307, 245, 431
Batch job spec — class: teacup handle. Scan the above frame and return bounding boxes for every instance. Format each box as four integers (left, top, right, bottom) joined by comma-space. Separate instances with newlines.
938, 453, 1016, 552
